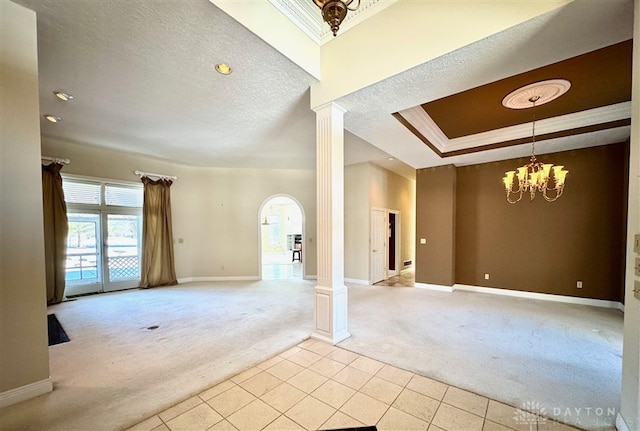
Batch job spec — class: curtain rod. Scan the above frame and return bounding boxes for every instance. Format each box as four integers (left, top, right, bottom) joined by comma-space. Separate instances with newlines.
134, 170, 178, 180
42, 156, 70, 165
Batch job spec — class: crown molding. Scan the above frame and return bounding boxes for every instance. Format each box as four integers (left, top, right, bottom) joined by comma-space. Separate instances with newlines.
397, 101, 632, 155
270, 0, 398, 45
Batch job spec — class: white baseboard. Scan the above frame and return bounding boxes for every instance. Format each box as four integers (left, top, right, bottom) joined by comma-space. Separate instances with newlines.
177, 276, 260, 283
400, 267, 414, 275
454, 284, 624, 310
304, 275, 317, 280
415, 282, 454, 292
0, 378, 52, 408
345, 278, 370, 285
616, 413, 630, 431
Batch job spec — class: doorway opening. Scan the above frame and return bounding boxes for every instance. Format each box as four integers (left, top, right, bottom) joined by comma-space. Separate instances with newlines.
260, 196, 304, 280
371, 208, 402, 284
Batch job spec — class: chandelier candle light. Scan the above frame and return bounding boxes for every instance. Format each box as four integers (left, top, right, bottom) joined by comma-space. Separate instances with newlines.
313, 0, 361, 36
501, 80, 571, 204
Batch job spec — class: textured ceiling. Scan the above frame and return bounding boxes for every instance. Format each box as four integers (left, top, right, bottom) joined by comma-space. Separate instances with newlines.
18, 0, 319, 169
336, 0, 633, 169
13, 0, 635, 180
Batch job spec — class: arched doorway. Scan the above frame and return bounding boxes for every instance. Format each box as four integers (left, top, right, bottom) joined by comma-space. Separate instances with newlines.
259, 196, 304, 279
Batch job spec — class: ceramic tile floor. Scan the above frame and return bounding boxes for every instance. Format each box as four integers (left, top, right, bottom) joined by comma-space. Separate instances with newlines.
127, 339, 580, 431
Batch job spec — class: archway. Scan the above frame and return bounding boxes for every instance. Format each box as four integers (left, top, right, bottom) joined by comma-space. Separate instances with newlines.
259, 195, 304, 279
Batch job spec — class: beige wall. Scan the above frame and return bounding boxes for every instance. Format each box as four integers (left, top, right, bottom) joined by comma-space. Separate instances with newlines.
0, 1, 50, 394
41, 138, 317, 279
345, 162, 416, 282
369, 163, 416, 271
345, 163, 371, 281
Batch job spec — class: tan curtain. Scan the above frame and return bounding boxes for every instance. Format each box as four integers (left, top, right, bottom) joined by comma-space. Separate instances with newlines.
42, 163, 68, 305
140, 177, 177, 288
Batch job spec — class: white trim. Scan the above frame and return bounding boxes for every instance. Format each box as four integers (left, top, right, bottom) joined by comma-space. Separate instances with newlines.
0, 378, 52, 408
345, 278, 371, 285
616, 413, 631, 431
177, 276, 260, 283
399, 101, 632, 154
304, 275, 317, 280
454, 284, 624, 309
618, 302, 625, 312
415, 282, 454, 292
400, 267, 414, 275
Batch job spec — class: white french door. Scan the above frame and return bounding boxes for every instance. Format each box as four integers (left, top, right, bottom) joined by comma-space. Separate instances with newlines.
65, 211, 142, 296
63, 176, 143, 297
65, 212, 103, 296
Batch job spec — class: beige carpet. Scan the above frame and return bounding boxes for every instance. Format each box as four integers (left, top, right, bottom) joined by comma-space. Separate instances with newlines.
0, 280, 315, 431
0, 280, 622, 431
341, 284, 623, 431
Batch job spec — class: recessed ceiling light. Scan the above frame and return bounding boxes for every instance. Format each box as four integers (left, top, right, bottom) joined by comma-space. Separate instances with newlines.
215, 63, 232, 75
44, 114, 61, 123
53, 90, 73, 101
388, 157, 395, 161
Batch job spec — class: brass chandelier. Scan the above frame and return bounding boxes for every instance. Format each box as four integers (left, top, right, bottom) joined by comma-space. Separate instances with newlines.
313, 0, 361, 36
502, 95, 569, 204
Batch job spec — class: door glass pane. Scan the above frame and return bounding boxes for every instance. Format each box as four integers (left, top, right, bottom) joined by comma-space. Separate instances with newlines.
106, 214, 140, 282
66, 214, 101, 284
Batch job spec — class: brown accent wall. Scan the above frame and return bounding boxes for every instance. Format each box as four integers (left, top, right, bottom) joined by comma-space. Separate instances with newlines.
415, 165, 456, 286
455, 143, 628, 301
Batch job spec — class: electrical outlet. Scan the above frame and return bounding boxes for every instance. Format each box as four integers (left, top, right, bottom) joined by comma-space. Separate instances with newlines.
577, 281, 583, 288
484, 273, 490, 280
420, 238, 426, 244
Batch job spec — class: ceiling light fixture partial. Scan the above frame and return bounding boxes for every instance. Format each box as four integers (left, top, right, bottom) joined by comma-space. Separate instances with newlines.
44, 114, 61, 123
215, 63, 232, 75
313, 0, 361, 37
501, 90, 570, 204
53, 90, 73, 101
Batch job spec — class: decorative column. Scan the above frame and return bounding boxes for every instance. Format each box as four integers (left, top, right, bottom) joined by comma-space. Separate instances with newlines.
312, 102, 350, 344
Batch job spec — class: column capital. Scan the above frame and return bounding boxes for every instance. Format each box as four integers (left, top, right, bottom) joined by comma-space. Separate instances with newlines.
312, 101, 347, 115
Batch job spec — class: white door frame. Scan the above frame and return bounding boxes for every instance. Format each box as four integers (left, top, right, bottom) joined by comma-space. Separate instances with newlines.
388, 210, 401, 277
370, 207, 387, 284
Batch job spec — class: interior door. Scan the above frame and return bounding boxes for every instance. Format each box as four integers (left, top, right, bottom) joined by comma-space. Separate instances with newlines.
371, 209, 386, 284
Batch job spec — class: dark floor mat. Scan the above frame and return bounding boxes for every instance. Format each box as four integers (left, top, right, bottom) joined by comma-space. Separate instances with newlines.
324, 427, 377, 431
48, 313, 70, 346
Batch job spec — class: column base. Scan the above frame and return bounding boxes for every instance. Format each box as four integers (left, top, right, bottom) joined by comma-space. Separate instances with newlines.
312, 285, 350, 345
311, 329, 351, 345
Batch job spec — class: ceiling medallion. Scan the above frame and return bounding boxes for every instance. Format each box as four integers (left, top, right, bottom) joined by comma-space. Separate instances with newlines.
501, 79, 571, 110
313, 0, 361, 37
